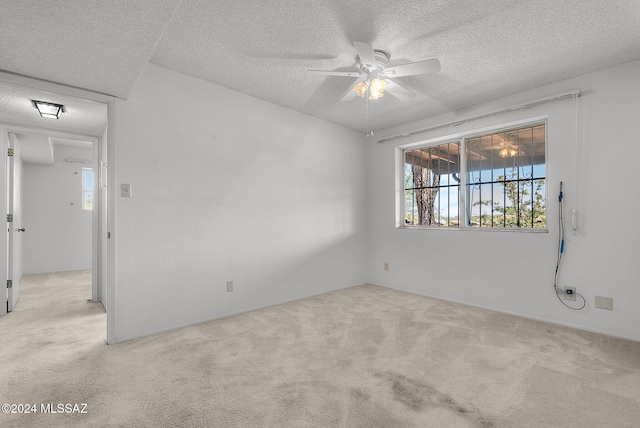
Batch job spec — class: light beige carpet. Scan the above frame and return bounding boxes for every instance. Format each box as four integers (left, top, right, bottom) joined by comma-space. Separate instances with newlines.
1, 270, 639, 427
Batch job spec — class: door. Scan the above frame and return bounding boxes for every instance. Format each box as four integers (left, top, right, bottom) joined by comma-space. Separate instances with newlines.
5, 133, 19, 312
1, 132, 6, 317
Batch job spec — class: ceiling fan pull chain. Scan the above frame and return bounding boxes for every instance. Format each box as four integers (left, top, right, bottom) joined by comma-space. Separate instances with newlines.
366, 95, 371, 137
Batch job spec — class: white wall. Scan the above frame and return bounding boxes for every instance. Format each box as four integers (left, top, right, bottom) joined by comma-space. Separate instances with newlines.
109, 63, 367, 342
367, 59, 640, 342
23, 145, 93, 273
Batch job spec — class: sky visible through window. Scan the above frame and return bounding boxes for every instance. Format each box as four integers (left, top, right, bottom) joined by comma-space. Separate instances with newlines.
82, 168, 93, 211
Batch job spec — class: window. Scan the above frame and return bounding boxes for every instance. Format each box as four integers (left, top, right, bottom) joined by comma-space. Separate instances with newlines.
82, 168, 93, 211
404, 142, 461, 227
403, 122, 546, 230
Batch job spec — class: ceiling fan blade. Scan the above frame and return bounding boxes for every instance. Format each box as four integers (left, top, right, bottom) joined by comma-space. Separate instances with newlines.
340, 89, 358, 102
340, 75, 367, 102
353, 42, 377, 71
384, 58, 441, 77
308, 70, 362, 77
384, 79, 416, 102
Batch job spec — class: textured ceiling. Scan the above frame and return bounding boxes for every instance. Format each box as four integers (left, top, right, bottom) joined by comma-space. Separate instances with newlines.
150, 0, 640, 132
1, 0, 640, 137
0, 0, 181, 98
14, 135, 91, 165
0, 82, 107, 136
15, 133, 53, 165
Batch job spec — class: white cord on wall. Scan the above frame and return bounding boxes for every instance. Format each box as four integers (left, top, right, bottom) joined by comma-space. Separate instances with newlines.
570, 94, 580, 235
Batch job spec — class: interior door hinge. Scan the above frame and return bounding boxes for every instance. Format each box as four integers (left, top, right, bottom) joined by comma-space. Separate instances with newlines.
7, 214, 13, 223
7, 148, 13, 157
6, 280, 12, 288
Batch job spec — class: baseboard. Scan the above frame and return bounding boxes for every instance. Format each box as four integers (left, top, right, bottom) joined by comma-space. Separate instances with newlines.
369, 282, 640, 343
110, 283, 367, 344
24, 267, 92, 275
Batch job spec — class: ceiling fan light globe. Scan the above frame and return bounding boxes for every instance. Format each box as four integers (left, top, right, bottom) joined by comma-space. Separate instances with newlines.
499, 148, 518, 158
368, 78, 387, 100
353, 81, 369, 98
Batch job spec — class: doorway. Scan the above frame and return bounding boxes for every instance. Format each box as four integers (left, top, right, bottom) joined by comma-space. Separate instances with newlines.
0, 76, 112, 341
2, 128, 107, 325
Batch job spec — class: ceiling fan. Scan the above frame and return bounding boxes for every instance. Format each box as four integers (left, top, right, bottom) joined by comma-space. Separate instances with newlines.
308, 41, 441, 102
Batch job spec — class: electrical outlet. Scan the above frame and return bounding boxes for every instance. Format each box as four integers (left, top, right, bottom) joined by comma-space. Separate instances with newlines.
226, 281, 233, 292
384, 262, 389, 271
563, 286, 576, 301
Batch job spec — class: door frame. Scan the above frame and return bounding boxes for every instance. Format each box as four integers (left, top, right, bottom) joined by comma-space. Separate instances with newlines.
1, 125, 105, 308
0, 72, 116, 343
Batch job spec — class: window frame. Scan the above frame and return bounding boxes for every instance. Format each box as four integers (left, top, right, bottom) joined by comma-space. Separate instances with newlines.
397, 118, 548, 232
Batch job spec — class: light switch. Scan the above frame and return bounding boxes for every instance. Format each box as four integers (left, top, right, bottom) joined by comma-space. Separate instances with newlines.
120, 183, 132, 197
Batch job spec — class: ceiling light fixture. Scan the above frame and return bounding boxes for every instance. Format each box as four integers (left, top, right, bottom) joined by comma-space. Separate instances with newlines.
353, 76, 387, 100
32, 100, 65, 119
498, 148, 518, 158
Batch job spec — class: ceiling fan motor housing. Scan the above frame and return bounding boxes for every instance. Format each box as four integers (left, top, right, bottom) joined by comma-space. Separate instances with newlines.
361, 49, 390, 73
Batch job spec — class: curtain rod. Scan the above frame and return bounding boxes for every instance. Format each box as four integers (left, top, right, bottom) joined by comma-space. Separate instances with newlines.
377, 89, 582, 144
